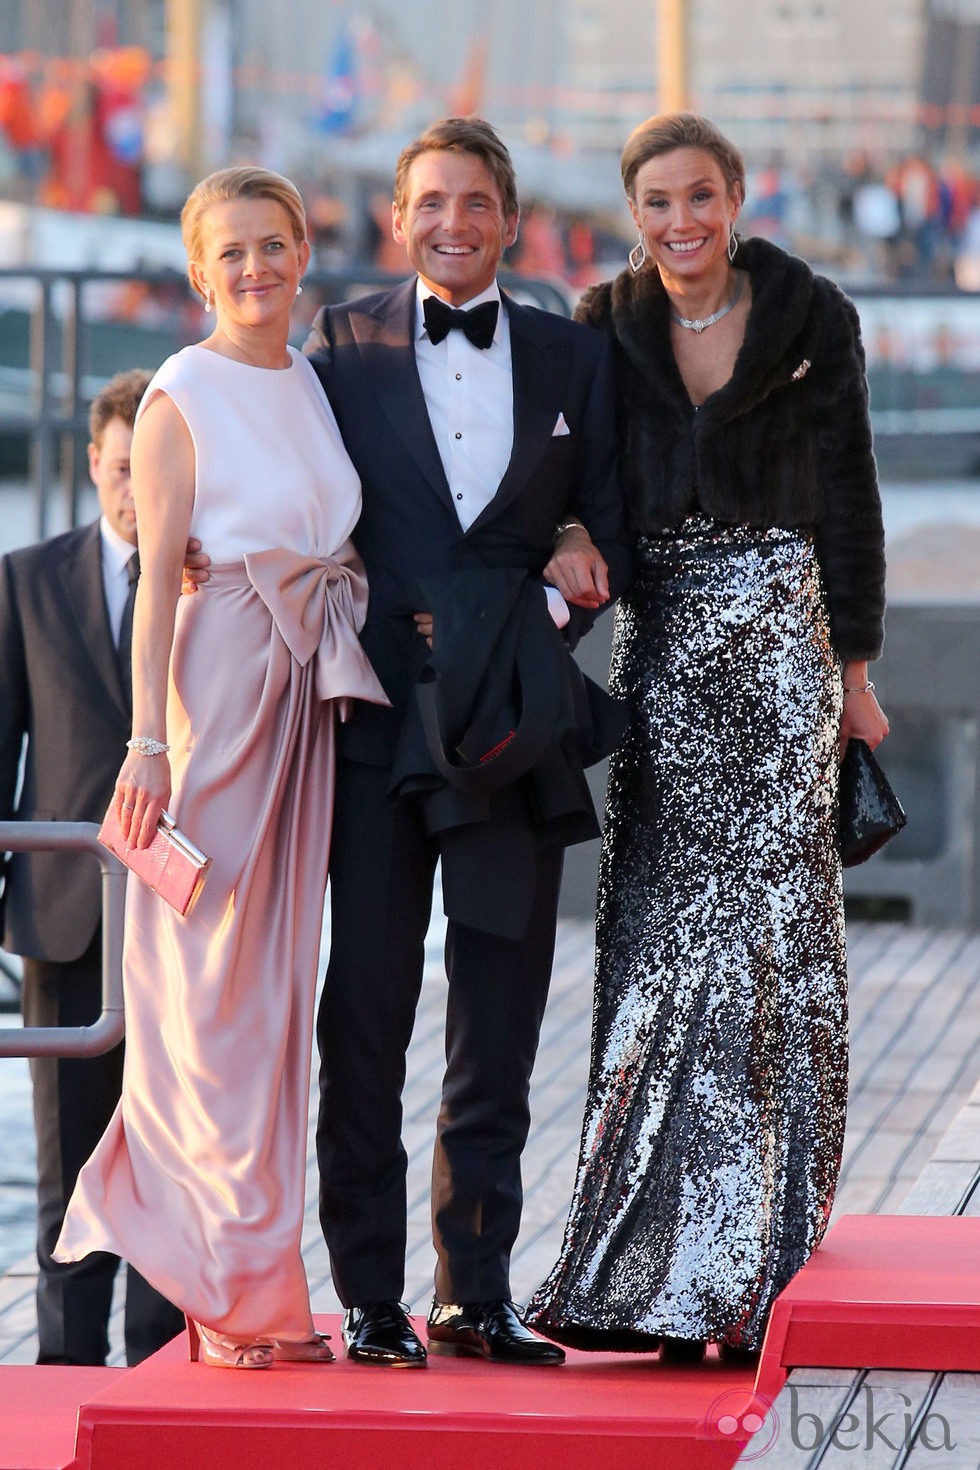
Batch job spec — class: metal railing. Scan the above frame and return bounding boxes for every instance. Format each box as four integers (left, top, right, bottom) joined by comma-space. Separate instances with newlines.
0, 822, 125, 1058
5, 262, 980, 514
0, 264, 573, 541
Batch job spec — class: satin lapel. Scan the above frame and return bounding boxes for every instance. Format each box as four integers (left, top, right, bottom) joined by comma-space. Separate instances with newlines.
57, 524, 128, 719
469, 296, 569, 532
348, 280, 456, 516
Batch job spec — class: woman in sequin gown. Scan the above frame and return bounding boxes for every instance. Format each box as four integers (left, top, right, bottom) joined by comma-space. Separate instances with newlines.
54, 168, 387, 1369
527, 114, 889, 1359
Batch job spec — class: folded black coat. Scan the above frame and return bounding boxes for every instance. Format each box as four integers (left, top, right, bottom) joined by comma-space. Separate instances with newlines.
389, 567, 626, 940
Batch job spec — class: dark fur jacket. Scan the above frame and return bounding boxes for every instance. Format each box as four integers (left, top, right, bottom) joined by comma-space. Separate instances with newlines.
577, 235, 885, 661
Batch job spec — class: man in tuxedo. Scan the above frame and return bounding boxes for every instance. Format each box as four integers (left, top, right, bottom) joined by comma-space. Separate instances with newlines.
306, 117, 631, 1367
0, 371, 184, 1365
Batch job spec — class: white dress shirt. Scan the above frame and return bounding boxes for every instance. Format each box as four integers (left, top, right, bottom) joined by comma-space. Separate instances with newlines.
414, 279, 513, 532
413, 279, 568, 627
99, 516, 137, 647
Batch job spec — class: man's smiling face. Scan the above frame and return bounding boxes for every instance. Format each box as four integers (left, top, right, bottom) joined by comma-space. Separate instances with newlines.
392, 148, 519, 306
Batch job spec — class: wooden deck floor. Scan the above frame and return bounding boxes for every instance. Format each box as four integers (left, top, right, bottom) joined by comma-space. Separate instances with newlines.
0, 918, 977, 1370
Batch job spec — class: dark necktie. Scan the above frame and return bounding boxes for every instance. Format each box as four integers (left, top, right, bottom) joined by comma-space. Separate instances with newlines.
117, 550, 139, 714
422, 295, 499, 349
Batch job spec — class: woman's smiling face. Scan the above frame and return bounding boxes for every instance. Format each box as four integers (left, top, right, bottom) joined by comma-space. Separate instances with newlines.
629, 146, 741, 285
189, 197, 309, 330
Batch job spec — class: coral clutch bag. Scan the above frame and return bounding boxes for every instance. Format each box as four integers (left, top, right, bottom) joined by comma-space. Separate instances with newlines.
98, 807, 211, 916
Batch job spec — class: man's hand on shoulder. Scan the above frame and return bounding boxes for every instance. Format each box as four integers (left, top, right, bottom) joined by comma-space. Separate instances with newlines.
181, 537, 210, 596
413, 611, 433, 647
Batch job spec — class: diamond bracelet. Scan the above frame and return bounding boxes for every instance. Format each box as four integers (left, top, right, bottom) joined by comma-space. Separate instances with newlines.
126, 736, 170, 756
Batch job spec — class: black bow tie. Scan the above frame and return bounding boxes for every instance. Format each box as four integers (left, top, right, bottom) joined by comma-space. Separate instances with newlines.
422, 295, 499, 349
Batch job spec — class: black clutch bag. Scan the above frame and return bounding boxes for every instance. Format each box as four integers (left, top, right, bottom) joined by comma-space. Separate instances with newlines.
838, 738, 907, 868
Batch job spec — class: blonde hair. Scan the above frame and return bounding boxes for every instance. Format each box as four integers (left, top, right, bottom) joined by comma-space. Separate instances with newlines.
180, 166, 308, 293
621, 112, 745, 205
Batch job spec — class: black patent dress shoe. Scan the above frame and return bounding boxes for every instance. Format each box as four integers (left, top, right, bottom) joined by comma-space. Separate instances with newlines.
529, 1321, 661, 1353
718, 1342, 761, 1367
427, 1299, 566, 1365
342, 1301, 427, 1367
659, 1335, 707, 1365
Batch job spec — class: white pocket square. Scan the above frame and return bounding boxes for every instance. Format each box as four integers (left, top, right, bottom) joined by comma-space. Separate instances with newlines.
552, 413, 571, 436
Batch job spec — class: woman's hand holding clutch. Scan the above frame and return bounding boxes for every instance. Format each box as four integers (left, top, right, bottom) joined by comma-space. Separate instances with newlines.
113, 750, 172, 850
838, 661, 889, 758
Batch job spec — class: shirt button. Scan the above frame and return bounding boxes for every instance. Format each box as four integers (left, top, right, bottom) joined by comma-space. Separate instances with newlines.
456, 493, 463, 500
455, 432, 462, 439
455, 373, 462, 381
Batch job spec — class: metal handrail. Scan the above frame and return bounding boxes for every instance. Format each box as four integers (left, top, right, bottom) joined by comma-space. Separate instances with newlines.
0, 263, 573, 541
0, 821, 125, 1058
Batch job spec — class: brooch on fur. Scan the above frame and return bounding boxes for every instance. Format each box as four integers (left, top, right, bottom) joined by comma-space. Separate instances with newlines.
791, 359, 811, 381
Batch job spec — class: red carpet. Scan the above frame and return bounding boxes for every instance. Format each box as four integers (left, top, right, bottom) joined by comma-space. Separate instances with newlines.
0, 1322, 761, 1470
6, 1221, 977, 1470
756, 1215, 980, 1401
0, 1367, 119, 1470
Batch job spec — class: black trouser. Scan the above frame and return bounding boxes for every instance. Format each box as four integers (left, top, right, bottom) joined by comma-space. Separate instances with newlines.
316, 756, 563, 1308
23, 931, 184, 1365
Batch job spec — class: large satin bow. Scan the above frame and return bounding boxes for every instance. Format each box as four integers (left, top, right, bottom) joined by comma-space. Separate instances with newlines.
244, 542, 389, 710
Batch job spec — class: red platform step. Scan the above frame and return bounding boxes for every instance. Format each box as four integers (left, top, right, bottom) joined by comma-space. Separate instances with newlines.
0, 1366, 119, 1470
8, 1216, 974, 1470
0, 1320, 761, 1470
755, 1214, 980, 1401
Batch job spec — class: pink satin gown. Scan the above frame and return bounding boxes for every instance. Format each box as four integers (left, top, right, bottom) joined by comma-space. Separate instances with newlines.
54, 345, 387, 1342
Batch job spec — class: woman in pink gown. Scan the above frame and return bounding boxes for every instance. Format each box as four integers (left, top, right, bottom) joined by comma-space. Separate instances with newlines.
54, 167, 387, 1368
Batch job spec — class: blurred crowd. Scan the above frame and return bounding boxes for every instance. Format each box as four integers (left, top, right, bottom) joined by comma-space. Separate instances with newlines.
329, 150, 980, 297
492, 152, 980, 295
5, 55, 980, 302
746, 151, 980, 292
9, 150, 980, 370
5, 48, 980, 292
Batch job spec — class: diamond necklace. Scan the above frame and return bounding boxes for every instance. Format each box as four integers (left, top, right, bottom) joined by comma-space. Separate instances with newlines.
669, 272, 743, 333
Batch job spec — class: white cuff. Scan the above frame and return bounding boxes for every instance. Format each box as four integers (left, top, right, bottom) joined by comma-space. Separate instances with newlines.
544, 585, 570, 629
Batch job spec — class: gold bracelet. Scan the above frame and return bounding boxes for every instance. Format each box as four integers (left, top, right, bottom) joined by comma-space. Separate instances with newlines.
843, 681, 875, 694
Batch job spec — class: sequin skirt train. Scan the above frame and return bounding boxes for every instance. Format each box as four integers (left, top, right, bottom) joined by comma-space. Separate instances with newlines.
527, 519, 847, 1351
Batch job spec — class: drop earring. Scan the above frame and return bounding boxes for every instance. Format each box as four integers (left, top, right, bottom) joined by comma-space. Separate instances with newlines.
203, 288, 213, 314
727, 229, 738, 264
628, 233, 647, 274
295, 282, 304, 297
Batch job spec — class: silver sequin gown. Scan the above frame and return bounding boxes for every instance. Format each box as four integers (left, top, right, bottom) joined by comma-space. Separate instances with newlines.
527, 516, 847, 1352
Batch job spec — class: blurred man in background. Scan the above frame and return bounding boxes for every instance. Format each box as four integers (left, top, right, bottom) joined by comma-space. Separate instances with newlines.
0, 370, 183, 1364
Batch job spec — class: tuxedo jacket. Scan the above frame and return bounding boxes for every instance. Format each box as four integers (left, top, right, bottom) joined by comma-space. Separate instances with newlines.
0, 522, 130, 962
306, 278, 632, 766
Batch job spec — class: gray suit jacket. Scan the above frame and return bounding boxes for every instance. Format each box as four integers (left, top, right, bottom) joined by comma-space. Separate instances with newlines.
0, 521, 130, 962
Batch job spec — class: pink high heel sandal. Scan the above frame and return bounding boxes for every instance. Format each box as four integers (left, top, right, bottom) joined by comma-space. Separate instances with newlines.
272, 1333, 334, 1363
186, 1317, 274, 1370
